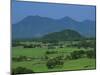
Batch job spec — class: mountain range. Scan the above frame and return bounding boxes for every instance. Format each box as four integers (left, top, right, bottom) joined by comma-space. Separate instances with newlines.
12, 16, 96, 39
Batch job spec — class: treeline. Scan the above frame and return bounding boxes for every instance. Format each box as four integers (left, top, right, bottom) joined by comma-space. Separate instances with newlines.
12, 39, 96, 50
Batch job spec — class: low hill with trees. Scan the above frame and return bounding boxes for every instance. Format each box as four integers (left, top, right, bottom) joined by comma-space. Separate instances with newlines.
39, 29, 83, 41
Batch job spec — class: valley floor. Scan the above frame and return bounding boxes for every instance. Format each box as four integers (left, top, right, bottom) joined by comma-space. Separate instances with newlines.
12, 47, 96, 73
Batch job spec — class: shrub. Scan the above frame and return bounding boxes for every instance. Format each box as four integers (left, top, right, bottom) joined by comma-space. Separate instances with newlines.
12, 67, 34, 75
23, 44, 33, 48
46, 51, 58, 54
46, 59, 56, 69
70, 50, 85, 59
65, 55, 72, 60
46, 57, 64, 69
86, 50, 96, 58
12, 56, 28, 62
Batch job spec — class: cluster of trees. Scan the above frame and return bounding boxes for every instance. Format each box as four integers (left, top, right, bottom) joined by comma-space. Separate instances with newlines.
70, 50, 85, 59
12, 39, 96, 51
70, 49, 96, 60
46, 49, 96, 69
75, 40, 95, 49
46, 56, 64, 69
12, 41, 60, 49
12, 56, 32, 62
12, 42, 22, 47
12, 41, 42, 48
86, 50, 96, 58
12, 67, 34, 75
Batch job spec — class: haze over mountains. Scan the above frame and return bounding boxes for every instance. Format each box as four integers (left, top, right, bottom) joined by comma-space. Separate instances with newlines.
12, 16, 96, 39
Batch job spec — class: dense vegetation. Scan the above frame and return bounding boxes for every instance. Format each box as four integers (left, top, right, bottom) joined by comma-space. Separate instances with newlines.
12, 67, 34, 75
41, 29, 83, 41
12, 29, 96, 74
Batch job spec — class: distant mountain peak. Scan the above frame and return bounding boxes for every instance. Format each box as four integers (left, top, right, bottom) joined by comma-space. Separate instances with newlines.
12, 15, 96, 39
22, 15, 42, 20
61, 16, 73, 20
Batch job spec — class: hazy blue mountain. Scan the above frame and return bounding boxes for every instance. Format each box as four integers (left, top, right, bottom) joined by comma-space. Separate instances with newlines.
12, 16, 96, 39
58, 17, 96, 37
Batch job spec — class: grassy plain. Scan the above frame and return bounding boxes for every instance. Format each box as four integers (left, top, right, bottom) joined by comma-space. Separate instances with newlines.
12, 47, 96, 73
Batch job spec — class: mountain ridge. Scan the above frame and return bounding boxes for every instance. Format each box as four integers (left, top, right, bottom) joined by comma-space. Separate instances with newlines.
12, 16, 96, 39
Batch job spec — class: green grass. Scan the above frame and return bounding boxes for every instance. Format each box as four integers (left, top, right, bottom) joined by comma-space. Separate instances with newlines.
12, 47, 47, 57
12, 47, 90, 57
12, 58, 96, 72
12, 47, 96, 73
63, 58, 96, 70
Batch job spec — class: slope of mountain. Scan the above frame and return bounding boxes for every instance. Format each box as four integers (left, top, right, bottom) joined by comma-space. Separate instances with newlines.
12, 16, 96, 39
41, 29, 83, 41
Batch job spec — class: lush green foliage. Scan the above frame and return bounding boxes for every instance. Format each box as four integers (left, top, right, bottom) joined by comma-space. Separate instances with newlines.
40, 29, 83, 41
12, 67, 34, 75
12, 39, 96, 74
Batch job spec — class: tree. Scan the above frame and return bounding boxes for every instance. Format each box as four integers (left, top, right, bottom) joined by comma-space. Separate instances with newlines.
23, 44, 33, 48
70, 50, 85, 59
46, 57, 64, 69
12, 41, 22, 47
46, 58, 56, 69
86, 50, 96, 58
77, 40, 96, 49
48, 45, 55, 49
12, 56, 28, 62
12, 67, 34, 75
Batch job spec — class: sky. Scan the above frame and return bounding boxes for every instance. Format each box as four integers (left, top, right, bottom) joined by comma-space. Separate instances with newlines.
12, 0, 96, 24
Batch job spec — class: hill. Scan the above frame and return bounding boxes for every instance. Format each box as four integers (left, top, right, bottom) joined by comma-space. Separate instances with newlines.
40, 29, 83, 41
